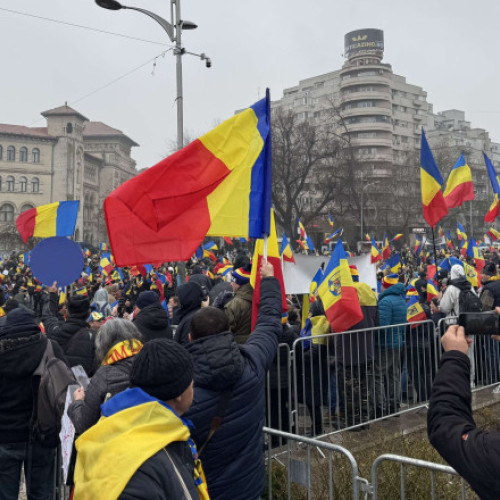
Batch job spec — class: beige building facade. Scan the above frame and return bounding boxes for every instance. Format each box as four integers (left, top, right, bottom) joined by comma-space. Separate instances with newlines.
0, 104, 138, 250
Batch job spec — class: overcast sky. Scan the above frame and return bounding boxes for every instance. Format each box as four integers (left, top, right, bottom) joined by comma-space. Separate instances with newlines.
2, 0, 500, 169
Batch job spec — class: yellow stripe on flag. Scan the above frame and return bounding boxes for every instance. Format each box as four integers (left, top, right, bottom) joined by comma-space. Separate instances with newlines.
202, 109, 264, 237
421, 169, 443, 206
33, 202, 59, 238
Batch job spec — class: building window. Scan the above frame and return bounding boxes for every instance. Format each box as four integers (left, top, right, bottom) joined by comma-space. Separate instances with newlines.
6, 176, 14, 192
32, 148, 40, 163
7, 146, 15, 161
20, 204, 34, 213
19, 147, 28, 162
20, 176, 27, 192
31, 177, 40, 193
0, 203, 14, 222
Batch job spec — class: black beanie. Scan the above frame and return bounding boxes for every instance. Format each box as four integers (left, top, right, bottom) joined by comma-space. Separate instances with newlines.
130, 339, 193, 401
484, 262, 497, 276
67, 295, 91, 315
136, 291, 159, 309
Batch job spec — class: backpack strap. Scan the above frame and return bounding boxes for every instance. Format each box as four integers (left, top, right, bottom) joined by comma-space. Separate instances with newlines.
197, 388, 233, 457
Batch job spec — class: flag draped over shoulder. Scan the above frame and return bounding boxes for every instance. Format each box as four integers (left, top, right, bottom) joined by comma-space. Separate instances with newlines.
16, 201, 79, 243
420, 130, 448, 227
105, 92, 273, 266
250, 210, 287, 329
317, 240, 363, 333
443, 153, 474, 208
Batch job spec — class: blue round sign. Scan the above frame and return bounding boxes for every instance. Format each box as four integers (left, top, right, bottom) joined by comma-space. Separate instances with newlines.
30, 237, 84, 288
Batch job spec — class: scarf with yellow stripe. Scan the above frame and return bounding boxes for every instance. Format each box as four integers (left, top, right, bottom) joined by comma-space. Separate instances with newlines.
102, 339, 143, 366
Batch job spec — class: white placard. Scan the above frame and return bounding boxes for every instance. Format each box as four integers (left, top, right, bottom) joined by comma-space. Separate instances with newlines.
59, 385, 78, 483
282, 253, 377, 294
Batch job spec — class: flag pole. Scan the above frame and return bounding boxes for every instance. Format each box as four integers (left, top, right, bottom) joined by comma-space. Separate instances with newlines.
431, 226, 438, 265
263, 235, 268, 262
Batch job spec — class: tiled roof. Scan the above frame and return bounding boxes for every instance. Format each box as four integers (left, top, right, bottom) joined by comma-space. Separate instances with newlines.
83, 121, 139, 147
0, 124, 55, 139
41, 104, 89, 122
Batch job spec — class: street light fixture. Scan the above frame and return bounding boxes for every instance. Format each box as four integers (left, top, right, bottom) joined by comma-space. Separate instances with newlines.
94, 0, 210, 150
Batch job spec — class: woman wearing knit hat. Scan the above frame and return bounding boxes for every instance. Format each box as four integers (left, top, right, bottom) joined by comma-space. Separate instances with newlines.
224, 264, 253, 343
73, 339, 209, 500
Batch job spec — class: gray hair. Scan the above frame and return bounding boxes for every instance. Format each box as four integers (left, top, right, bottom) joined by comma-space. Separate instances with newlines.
94, 318, 142, 364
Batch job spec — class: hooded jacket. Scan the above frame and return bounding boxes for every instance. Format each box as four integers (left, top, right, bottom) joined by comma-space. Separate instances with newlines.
185, 277, 282, 500
74, 388, 209, 500
133, 303, 172, 342
92, 288, 113, 317
174, 282, 205, 345
376, 282, 407, 349
0, 308, 48, 443
42, 292, 95, 375
224, 282, 253, 344
440, 271, 475, 317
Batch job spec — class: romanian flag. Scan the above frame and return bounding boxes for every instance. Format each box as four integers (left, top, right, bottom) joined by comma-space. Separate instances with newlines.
99, 257, 114, 276
460, 238, 468, 257
105, 92, 272, 266
464, 263, 478, 288
420, 130, 448, 227
296, 239, 308, 252
365, 233, 371, 241
487, 227, 500, 241
414, 235, 423, 256
16, 201, 79, 243
280, 233, 295, 263
467, 239, 485, 274
484, 195, 500, 223
223, 237, 233, 245
324, 227, 342, 244
309, 267, 324, 300
100, 242, 109, 251
216, 264, 233, 276
427, 279, 439, 302
328, 214, 334, 228
443, 153, 474, 208
202, 241, 218, 251
392, 233, 403, 242
317, 240, 363, 332
382, 233, 391, 260
485, 153, 500, 195
457, 223, 467, 241
371, 237, 382, 263
306, 236, 315, 252
298, 218, 307, 239
250, 210, 287, 328
202, 249, 217, 262
386, 254, 402, 273
445, 231, 454, 249
407, 295, 428, 326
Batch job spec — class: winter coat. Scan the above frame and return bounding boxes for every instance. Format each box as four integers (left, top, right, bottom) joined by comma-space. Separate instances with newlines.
481, 278, 500, 309
68, 357, 134, 434
224, 282, 253, 344
335, 282, 378, 365
376, 282, 407, 349
185, 277, 282, 500
42, 292, 95, 376
208, 280, 232, 306
92, 288, 113, 317
428, 351, 500, 500
133, 303, 173, 342
268, 324, 297, 390
439, 277, 475, 317
174, 282, 205, 345
188, 272, 212, 292
0, 310, 47, 444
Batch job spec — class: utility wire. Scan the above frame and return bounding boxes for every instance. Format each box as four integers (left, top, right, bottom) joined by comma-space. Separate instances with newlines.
0, 6, 171, 47
27, 48, 172, 126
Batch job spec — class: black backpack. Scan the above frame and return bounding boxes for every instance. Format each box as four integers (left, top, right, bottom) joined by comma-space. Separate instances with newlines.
458, 289, 483, 314
31, 340, 76, 445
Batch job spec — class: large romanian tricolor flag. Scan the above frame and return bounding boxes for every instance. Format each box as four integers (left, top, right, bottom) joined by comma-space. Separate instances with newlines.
317, 240, 363, 333
250, 209, 287, 328
16, 201, 79, 243
420, 130, 448, 227
105, 92, 273, 266
443, 153, 474, 209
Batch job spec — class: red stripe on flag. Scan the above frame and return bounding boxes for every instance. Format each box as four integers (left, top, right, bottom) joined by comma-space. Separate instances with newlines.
423, 191, 449, 228
16, 207, 37, 243
444, 182, 475, 209
325, 286, 363, 333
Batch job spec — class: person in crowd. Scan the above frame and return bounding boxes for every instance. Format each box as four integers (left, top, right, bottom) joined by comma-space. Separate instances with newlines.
335, 265, 378, 427
480, 262, 500, 310
132, 290, 172, 342
374, 273, 407, 416
224, 264, 253, 343
73, 339, 208, 499
415, 270, 428, 303
91, 287, 113, 317
174, 282, 206, 345
188, 265, 212, 292
68, 319, 143, 434
88, 311, 105, 332
439, 264, 478, 386
42, 284, 95, 376
0, 308, 65, 500
428, 320, 500, 500
167, 295, 181, 325
184, 261, 281, 500
208, 271, 232, 306
430, 297, 446, 327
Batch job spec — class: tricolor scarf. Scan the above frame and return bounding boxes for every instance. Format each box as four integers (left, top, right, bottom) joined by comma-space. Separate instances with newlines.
102, 339, 143, 366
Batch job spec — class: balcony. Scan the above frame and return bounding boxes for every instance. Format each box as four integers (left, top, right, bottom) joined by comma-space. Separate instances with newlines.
341, 106, 392, 119
340, 91, 391, 104
340, 75, 391, 90
350, 137, 393, 148
342, 121, 393, 134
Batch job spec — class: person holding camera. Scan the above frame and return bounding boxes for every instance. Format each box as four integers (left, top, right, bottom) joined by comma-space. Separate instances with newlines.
428, 319, 500, 500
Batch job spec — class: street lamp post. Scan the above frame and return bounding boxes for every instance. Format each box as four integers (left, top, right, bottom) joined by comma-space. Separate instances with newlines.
360, 171, 379, 241
95, 0, 211, 151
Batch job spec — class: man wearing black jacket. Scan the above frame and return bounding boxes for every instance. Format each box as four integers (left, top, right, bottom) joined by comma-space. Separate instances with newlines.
428, 320, 500, 500
132, 290, 172, 342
